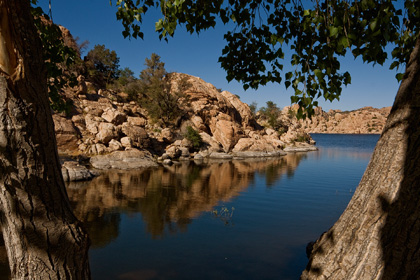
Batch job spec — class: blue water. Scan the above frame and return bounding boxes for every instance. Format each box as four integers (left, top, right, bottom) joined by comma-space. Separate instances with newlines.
0, 134, 380, 279
85, 134, 379, 280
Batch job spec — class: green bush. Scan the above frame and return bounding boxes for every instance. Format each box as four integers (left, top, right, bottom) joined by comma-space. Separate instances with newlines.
138, 54, 190, 126
185, 126, 202, 150
296, 133, 311, 143
258, 101, 283, 130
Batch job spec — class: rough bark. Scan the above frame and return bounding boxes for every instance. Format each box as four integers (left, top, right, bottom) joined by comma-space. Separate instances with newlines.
0, 1, 90, 279
301, 36, 420, 279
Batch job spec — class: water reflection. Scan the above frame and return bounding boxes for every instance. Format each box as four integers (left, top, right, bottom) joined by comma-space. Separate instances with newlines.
67, 154, 306, 244
0, 134, 378, 280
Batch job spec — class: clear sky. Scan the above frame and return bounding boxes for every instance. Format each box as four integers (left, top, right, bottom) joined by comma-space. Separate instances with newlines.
39, 0, 401, 111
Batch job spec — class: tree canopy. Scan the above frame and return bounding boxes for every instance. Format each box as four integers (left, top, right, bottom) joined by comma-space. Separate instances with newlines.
86, 44, 121, 87
112, 0, 419, 117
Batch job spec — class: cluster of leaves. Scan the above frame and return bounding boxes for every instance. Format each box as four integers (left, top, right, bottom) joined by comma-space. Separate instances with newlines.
31, 6, 77, 114
136, 53, 190, 126
111, 0, 420, 119
258, 101, 285, 132
32, 1, 127, 113
112, 0, 226, 39
185, 126, 202, 150
85, 44, 121, 88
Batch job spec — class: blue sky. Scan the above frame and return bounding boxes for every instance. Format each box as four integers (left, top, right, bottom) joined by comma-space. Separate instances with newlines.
39, 0, 401, 111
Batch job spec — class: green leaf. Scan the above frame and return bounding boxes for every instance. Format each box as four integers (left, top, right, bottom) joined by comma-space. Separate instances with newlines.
278, 37, 284, 44
329, 26, 339, 38
389, 61, 400, 70
343, 72, 351, 85
314, 69, 323, 79
369, 19, 377, 31
396, 73, 404, 82
155, 19, 163, 31
339, 36, 350, 48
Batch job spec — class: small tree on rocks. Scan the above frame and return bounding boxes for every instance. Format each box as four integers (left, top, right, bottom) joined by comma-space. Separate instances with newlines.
138, 53, 190, 126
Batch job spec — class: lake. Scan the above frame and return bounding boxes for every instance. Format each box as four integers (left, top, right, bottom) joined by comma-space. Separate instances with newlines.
0, 134, 380, 279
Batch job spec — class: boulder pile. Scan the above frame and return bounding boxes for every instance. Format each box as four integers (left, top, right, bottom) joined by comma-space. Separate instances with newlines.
54, 73, 316, 175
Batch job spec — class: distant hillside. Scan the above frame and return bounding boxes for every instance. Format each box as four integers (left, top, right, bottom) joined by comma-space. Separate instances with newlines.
297, 106, 391, 134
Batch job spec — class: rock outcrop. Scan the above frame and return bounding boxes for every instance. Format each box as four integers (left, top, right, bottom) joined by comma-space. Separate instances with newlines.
90, 149, 158, 170
61, 161, 97, 182
53, 115, 81, 155
53, 73, 316, 166
297, 106, 391, 134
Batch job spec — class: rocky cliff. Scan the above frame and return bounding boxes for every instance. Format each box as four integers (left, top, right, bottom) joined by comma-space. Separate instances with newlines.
285, 105, 391, 134
53, 73, 315, 164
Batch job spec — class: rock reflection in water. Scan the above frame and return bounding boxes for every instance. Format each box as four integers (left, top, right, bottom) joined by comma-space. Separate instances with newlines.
66, 154, 305, 246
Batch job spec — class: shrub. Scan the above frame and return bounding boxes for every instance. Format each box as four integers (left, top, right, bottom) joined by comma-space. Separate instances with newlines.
138, 54, 190, 126
185, 126, 202, 150
258, 101, 283, 130
296, 133, 311, 143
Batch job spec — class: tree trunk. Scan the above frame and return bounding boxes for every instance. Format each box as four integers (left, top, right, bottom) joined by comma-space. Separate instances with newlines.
0, 1, 90, 279
301, 36, 420, 279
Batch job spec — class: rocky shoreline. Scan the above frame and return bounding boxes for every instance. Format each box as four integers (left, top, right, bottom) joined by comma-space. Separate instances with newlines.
61, 142, 317, 182
56, 73, 318, 181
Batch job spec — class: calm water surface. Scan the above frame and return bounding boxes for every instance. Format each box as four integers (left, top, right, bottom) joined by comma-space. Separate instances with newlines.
0, 134, 380, 279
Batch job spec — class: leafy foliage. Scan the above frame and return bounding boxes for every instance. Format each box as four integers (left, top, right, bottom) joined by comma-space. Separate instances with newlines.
111, 0, 420, 118
185, 126, 202, 150
258, 101, 284, 131
117, 67, 136, 86
31, 6, 78, 113
85, 44, 120, 87
108, 67, 141, 100
138, 54, 190, 126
